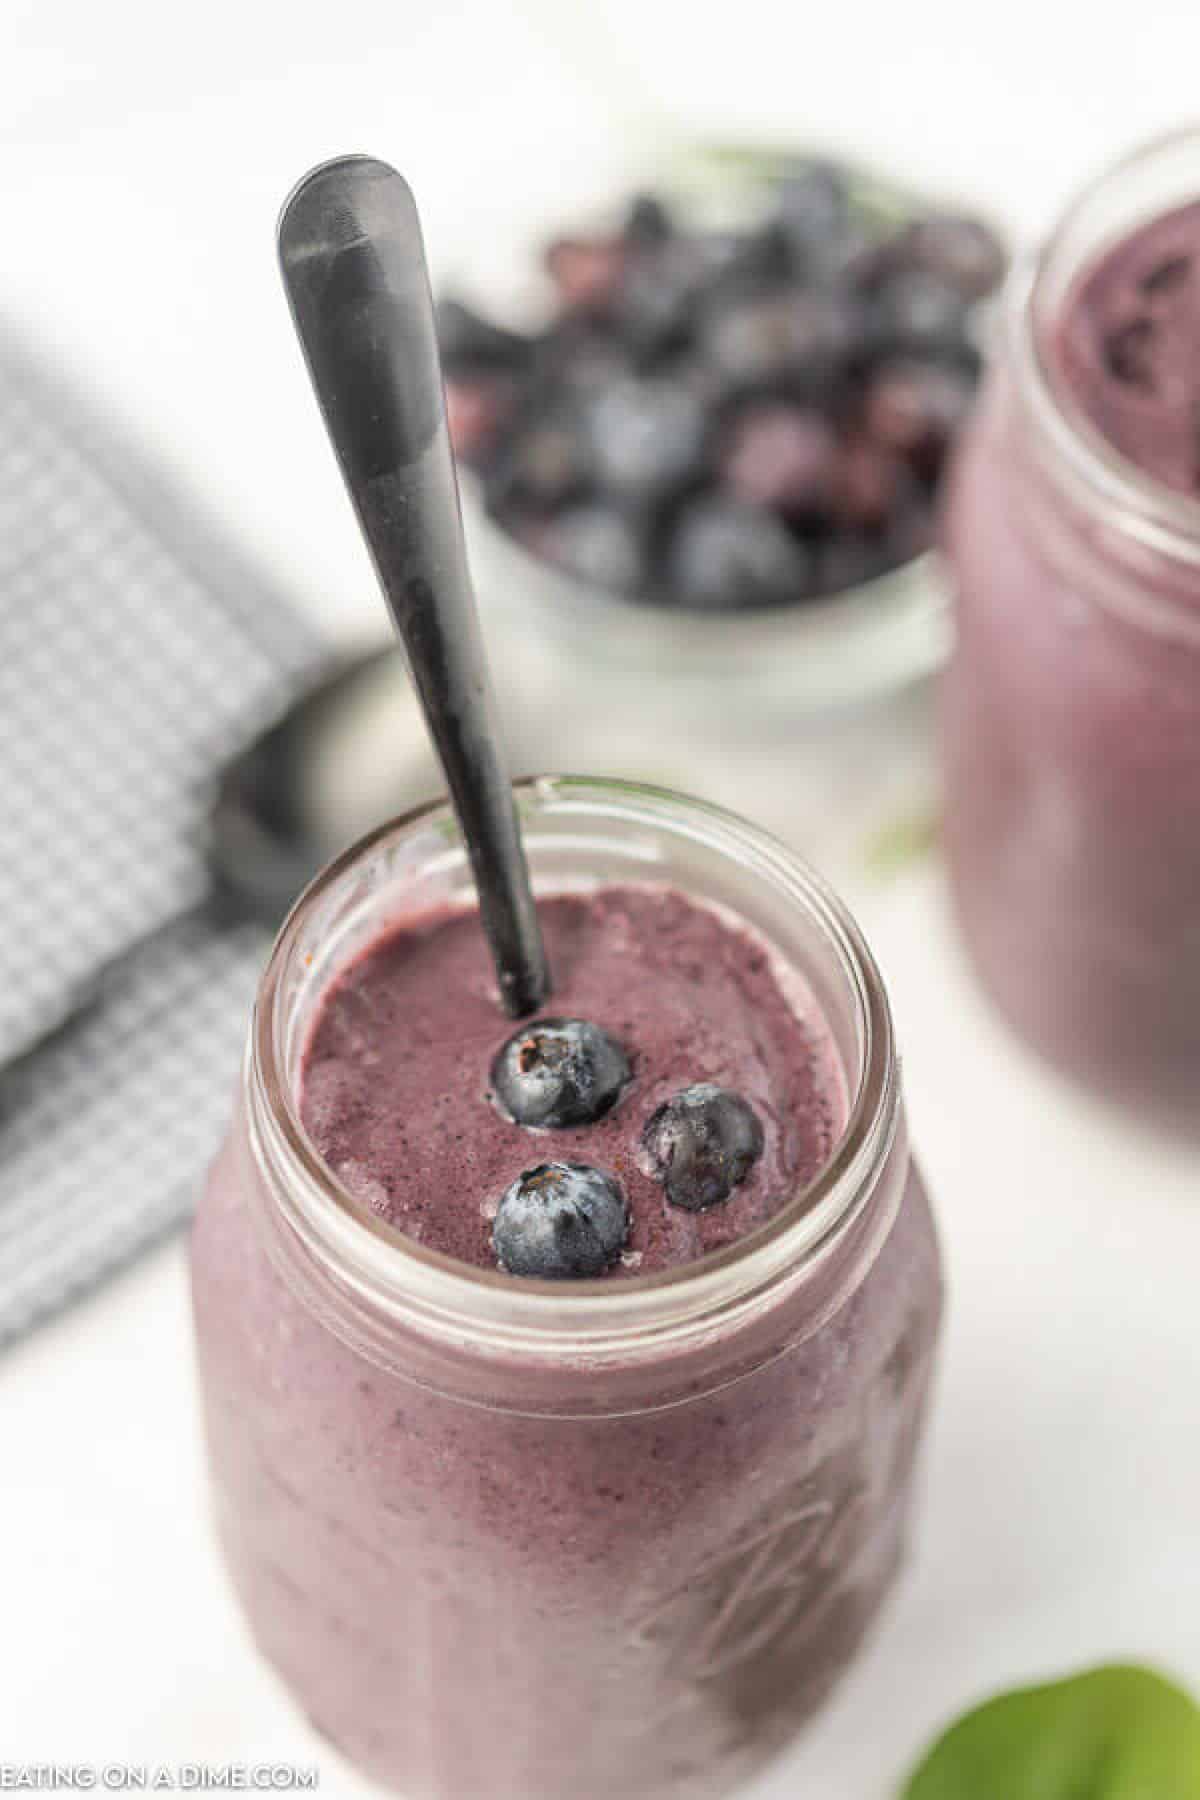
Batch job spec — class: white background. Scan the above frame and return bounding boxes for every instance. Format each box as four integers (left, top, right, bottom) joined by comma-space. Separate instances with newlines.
2, 2, 1200, 1794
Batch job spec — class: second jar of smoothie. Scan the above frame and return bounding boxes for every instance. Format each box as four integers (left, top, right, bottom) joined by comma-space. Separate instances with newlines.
942, 130, 1200, 1130
192, 777, 942, 1800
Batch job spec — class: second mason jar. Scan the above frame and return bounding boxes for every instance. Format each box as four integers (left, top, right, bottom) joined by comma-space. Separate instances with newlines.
191, 778, 942, 1800
942, 129, 1200, 1132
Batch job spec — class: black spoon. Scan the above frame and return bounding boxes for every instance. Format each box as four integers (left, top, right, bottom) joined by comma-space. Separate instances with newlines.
277, 155, 550, 1018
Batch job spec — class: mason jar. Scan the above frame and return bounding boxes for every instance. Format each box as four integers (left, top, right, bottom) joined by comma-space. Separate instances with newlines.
941, 129, 1200, 1132
191, 777, 943, 1800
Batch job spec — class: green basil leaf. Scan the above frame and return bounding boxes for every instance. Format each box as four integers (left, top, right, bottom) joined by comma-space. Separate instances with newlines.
862, 808, 939, 879
903, 1664, 1200, 1799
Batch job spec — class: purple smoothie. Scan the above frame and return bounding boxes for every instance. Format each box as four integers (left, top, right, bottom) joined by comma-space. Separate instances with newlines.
192, 792, 942, 1800
941, 156, 1200, 1128
299, 886, 843, 1277
1056, 200, 1200, 493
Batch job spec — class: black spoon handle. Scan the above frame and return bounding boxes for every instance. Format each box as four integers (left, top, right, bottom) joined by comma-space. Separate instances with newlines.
277, 156, 550, 1017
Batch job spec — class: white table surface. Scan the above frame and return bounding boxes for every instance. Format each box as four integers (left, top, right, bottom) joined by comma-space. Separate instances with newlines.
3, 3, 1200, 1793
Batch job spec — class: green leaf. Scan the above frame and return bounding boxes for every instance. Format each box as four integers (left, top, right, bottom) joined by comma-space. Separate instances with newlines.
903, 1665, 1200, 1799
862, 808, 940, 879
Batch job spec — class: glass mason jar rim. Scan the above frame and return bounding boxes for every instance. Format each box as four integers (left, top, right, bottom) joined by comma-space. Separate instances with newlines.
1010, 125, 1200, 572
246, 776, 899, 1370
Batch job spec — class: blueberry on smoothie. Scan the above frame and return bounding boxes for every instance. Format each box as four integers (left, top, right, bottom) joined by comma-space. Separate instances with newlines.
491, 1018, 631, 1129
641, 1083, 764, 1211
493, 1162, 629, 1277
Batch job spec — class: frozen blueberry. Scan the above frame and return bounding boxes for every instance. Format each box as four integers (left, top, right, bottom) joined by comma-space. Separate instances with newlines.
444, 373, 514, 464
886, 497, 935, 564
863, 357, 975, 461
624, 192, 674, 247
493, 1163, 629, 1278
641, 1084, 764, 1211
701, 288, 860, 390
830, 435, 914, 530
817, 532, 895, 594
544, 236, 628, 314
534, 503, 646, 594
822, 226, 891, 292
723, 220, 795, 289
774, 163, 850, 263
485, 409, 592, 511
873, 271, 969, 355
585, 377, 708, 498
694, 227, 780, 292
700, 290, 792, 384
436, 298, 532, 373
720, 402, 838, 516
492, 1017, 631, 1129
901, 215, 1007, 300
532, 323, 635, 399
665, 495, 811, 611
614, 241, 707, 361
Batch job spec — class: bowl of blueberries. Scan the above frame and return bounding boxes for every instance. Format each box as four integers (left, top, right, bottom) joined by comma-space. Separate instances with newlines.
439, 147, 1007, 720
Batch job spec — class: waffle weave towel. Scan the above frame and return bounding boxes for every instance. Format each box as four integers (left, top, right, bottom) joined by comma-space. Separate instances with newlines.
0, 333, 324, 1346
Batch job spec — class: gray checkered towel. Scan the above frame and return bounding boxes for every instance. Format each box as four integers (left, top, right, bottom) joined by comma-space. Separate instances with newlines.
0, 331, 325, 1346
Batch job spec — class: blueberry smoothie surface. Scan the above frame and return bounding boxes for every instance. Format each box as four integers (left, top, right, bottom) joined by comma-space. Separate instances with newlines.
1054, 200, 1200, 493
300, 885, 844, 1278
192, 880, 942, 1800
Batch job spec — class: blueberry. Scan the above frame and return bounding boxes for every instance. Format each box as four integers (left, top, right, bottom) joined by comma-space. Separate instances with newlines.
532, 323, 634, 399
485, 408, 592, 511
720, 402, 838, 516
885, 497, 935, 564
900, 215, 1006, 300
544, 236, 628, 314
830, 436, 914, 530
863, 357, 975, 461
719, 220, 795, 290
774, 163, 850, 264
534, 503, 646, 594
494, 1162, 628, 1278
585, 377, 708, 499
624, 193, 674, 247
700, 290, 795, 385
694, 227, 778, 291
614, 241, 707, 361
822, 227, 890, 293
664, 496, 811, 611
816, 532, 895, 594
873, 272, 969, 355
701, 288, 861, 391
492, 1017, 631, 1129
436, 298, 532, 373
641, 1084, 764, 1211
444, 373, 514, 465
